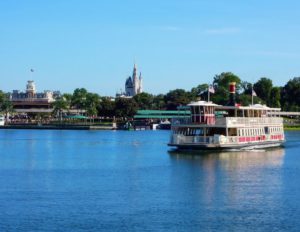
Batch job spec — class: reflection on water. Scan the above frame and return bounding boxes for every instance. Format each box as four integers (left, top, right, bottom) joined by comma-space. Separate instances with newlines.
168, 148, 285, 169
168, 148, 285, 222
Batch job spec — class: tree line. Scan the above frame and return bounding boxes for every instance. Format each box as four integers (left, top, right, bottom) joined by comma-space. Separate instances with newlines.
1, 72, 300, 119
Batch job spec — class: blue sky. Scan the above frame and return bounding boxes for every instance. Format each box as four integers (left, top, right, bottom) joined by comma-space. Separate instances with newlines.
1, 0, 300, 96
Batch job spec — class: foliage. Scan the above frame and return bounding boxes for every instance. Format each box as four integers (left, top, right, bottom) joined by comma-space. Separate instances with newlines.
0, 94, 14, 122
133, 92, 154, 110
52, 97, 69, 116
190, 84, 209, 101
85, 93, 100, 117
269, 87, 281, 108
211, 72, 242, 105
98, 97, 116, 117
213, 72, 242, 91
71, 88, 88, 109
114, 98, 137, 118
253, 77, 273, 105
1, 72, 300, 120
164, 89, 191, 110
70, 88, 101, 117
152, 94, 166, 110
281, 77, 300, 111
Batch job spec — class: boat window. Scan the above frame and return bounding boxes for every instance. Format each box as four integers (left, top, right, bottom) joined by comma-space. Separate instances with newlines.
228, 128, 237, 136
264, 127, 269, 134
206, 127, 226, 136
195, 129, 204, 136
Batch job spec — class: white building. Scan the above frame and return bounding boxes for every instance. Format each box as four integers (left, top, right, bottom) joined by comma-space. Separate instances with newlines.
124, 64, 143, 97
9, 80, 61, 112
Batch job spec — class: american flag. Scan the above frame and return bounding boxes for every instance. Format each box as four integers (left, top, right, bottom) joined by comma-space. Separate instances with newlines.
208, 85, 215, 94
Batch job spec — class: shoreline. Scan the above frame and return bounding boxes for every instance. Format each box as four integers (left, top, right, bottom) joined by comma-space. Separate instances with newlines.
0, 124, 116, 130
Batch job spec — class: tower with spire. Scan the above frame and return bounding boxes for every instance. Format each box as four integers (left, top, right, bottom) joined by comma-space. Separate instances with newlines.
125, 63, 143, 97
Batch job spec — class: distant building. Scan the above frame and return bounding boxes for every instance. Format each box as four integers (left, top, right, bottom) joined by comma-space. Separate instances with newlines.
124, 64, 143, 97
8, 80, 61, 112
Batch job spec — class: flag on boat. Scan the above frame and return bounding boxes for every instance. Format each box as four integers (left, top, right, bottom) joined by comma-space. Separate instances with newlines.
252, 89, 257, 96
208, 85, 215, 94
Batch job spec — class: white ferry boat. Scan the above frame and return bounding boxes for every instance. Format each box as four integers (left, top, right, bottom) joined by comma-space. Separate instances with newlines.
168, 83, 285, 150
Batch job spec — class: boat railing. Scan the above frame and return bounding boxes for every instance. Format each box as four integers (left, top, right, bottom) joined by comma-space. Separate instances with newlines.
171, 117, 192, 125
225, 117, 283, 126
171, 134, 212, 144
172, 117, 283, 126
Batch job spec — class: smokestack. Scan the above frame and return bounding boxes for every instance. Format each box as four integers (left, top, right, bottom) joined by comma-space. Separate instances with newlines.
228, 82, 236, 106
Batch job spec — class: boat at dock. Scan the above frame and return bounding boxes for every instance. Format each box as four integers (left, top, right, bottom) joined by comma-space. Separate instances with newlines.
168, 83, 285, 150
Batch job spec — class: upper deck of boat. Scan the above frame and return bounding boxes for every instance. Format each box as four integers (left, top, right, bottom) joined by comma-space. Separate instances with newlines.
173, 101, 283, 128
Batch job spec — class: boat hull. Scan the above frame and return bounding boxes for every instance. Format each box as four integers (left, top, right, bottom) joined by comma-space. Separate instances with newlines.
168, 140, 285, 150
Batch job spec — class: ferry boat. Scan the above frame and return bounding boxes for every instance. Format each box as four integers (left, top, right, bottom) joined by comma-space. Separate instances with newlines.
168, 83, 285, 150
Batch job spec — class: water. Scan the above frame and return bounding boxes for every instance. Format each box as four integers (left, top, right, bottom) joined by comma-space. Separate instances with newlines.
0, 130, 300, 231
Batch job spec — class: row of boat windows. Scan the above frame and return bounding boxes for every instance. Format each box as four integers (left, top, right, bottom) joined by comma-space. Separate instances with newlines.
173, 127, 283, 137
173, 128, 226, 136
238, 127, 283, 136
190, 106, 272, 118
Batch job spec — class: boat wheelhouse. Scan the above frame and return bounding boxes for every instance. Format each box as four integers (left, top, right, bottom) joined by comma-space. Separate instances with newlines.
168, 99, 285, 150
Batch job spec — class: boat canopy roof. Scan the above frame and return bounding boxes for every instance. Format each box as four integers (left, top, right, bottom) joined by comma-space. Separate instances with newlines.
216, 104, 281, 111
188, 101, 219, 107
186, 101, 281, 111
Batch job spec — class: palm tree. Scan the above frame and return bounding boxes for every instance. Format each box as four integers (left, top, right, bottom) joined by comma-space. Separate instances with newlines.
0, 100, 14, 124
85, 93, 100, 118
52, 97, 69, 122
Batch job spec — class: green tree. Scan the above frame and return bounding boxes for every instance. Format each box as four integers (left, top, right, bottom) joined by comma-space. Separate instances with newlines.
152, 94, 166, 110
0, 99, 14, 123
62, 93, 73, 106
71, 88, 88, 110
0, 91, 5, 104
115, 98, 137, 118
85, 93, 100, 117
164, 89, 190, 110
213, 72, 242, 90
281, 77, 300, 111
98, 97, 116, 118
52, 97, 69, 121
269, 87, 281, 108
190, 84, 209, 101
133, 92, 154, 109
212, 72, 242, 105
240, 81, 252, 95
253, 77, 273, 105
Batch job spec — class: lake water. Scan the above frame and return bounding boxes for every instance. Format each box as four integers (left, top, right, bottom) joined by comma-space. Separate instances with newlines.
0, 129, 300, 231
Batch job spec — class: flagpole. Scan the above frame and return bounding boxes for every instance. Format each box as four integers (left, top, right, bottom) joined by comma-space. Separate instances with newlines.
208, 88, 210, 102
251, 85, 254, 105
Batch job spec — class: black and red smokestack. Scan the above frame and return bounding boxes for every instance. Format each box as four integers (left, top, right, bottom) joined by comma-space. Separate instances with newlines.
228, 82, 236, 106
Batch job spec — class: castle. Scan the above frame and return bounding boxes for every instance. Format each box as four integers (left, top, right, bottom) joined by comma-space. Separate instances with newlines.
124, 64, 143, 97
